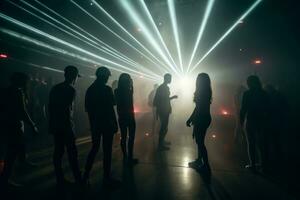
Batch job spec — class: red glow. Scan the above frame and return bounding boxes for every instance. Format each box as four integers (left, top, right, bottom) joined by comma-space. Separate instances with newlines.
222, 110, 229, 115
134, 107, 139, 113
0, 54, 8, 58
254, 59, 262, 64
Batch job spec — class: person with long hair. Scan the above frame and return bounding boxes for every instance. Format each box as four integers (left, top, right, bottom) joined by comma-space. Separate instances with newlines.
186, 73, 212, 173
114, 73, 138, 165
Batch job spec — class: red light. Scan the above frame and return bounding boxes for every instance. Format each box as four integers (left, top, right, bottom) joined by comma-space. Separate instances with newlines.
254, 59, 262, 64
222, 110, 229, 115
134, 107, 139, 113
0, 54, 8, 58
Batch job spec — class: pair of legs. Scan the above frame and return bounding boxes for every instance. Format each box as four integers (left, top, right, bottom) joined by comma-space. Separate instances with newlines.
0, 129, 25, 185
158, 112, 170, 147
119, 115, 136, 161
84, 131, 114, 182
53, 133, 81, 185
193, 117, 211, 170
245, 122, 267, 169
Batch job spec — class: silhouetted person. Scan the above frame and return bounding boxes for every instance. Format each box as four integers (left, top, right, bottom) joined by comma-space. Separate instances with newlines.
265, 84, 287, 167
240, 75, 269, 172
234, 85, 247, 144
48, 66, 82, 188
114, 73, 138, 165
186, 73, 212, 174
83, 67, 120, 187
148, 84, 159, 135
0, 72, 38, 188
153, 74, 178, 151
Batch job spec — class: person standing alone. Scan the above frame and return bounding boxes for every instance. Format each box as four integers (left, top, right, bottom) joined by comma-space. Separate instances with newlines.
153, 73, 178, 151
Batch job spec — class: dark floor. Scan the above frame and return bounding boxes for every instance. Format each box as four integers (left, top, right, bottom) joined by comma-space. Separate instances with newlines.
1, 113, 298, 200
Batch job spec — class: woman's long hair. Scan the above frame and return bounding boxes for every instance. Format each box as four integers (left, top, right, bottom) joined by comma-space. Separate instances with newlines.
194, 73, 212, 103
117, 73, 133, 95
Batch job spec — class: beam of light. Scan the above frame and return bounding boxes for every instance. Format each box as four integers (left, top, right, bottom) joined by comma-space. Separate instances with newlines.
91, 0, 171, 74
186, 0, 215, 73
34, 0, 160, 77
139, 0, 180, 72
190, 0, 263, 72
0, 16, 159, 82
70, 0, 168, 75
167, 0, 183, 72
119, 0, 181, 77
14, 0, 160, 79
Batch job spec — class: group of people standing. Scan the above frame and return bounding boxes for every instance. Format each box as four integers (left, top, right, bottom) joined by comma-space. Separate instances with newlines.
0, 64, 284, 191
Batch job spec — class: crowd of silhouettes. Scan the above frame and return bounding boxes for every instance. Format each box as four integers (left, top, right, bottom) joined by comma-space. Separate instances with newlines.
0, 65, 288, 191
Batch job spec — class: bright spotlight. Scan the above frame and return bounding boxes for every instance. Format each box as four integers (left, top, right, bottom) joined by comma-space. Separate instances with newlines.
190, 0, 263, 72
187, 0, 215, 72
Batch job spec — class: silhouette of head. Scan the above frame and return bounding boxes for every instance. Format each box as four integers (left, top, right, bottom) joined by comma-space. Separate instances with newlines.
118, 73, 133, 92
194, 73, 212, 102
164, 73, 172, 84
247, 75, 262, 90
64, 65, 80, 84
95, 66, 111, 84
10, 72, 29, 90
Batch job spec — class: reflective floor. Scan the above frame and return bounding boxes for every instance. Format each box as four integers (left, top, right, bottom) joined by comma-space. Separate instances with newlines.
2, 113, 297, 200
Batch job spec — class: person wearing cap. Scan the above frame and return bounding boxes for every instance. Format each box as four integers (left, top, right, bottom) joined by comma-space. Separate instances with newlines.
83, 66, 120, 187
48, 65, 82, 188
0, 72, 38, 188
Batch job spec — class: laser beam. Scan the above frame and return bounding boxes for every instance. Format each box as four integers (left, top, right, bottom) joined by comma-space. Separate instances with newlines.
0, 15, 160, 81
119, 0, 181, 77
167, 0, 183, 72
140, 0, 180, 72
71, 0, 169, 75
190, 0, 263, 72
91, 0, 172, 74
34, 0, 159, 77
15, 0, 159, 78
187, 0, 215, 72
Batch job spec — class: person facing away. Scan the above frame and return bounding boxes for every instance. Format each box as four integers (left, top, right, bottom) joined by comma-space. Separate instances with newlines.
148, 84, 159, 135
48, 66, 82, 188
83, 66, 120, 188
0, 72, 38, 188
264, 84, 287, 167
153, 73, 178, 151
234, 85, 247, 143
114, 73, 138, 165
240, 75, 269, 172
186, 73, 212, 174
